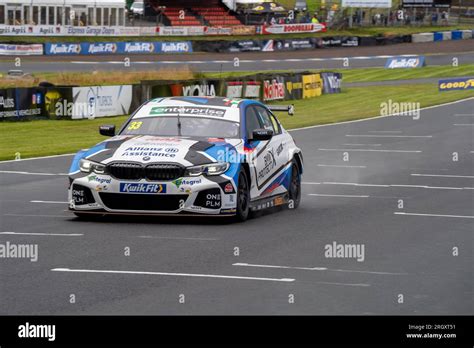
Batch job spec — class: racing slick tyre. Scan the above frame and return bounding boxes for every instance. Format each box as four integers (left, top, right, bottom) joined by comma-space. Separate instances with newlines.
235, 169, 250, 222
288, 160, 301, 209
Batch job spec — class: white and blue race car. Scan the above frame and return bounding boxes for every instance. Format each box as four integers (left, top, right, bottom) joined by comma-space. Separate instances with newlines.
68, 96, 303, 221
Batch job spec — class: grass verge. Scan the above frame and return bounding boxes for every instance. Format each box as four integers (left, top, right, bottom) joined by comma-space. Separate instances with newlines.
1, 83, 472, 161
1, 64, 473, 88
202, 64, 474, 83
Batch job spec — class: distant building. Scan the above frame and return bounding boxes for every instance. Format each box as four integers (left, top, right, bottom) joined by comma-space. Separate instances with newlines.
0, 0, 126, 26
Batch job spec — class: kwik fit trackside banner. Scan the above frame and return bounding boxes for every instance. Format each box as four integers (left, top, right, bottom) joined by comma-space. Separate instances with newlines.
385, 56, 425, 69
45, 42, 193, 55
438, 77, 474, 91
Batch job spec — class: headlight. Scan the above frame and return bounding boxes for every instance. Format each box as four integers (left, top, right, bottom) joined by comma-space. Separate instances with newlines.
79, 159, 106, 174
185, 162, 229, 177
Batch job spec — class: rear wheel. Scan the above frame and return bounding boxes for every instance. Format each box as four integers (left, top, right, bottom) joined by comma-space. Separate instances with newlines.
288, 160, 301, 209
235, 169, 250, 222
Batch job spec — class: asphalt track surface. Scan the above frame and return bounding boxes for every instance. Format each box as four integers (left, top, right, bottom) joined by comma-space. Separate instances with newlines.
1, 40, 473, 72
1, 98, 473, 315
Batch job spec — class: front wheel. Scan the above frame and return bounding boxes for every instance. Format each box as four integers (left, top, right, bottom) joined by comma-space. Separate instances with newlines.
235, 169, 250, 222
288, 160, 301, 209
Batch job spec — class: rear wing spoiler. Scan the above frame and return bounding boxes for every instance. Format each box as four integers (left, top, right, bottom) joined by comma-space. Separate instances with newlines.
268, 104, 295, 116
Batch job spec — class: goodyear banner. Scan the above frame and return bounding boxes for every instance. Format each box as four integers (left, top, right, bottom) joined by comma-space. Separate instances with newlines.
438, 77, 474, 91
45, 42, 193, 55
385, 56, 425, 69
302, 74, 323, 98
321, 72, 342, 94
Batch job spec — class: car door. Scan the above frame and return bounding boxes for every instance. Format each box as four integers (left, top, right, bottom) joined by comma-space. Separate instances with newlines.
249, 105, 289, 196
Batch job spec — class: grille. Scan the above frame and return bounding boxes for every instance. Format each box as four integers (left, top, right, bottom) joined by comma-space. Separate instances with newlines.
146, 164, 185, 181
107, 162, 143, 180
107, 162, 184, 181
99, 193, 188, 211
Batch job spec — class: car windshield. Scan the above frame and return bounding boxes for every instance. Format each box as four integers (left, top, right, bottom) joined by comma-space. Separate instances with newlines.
132, 2, 143, 8
121, 116, 240, 138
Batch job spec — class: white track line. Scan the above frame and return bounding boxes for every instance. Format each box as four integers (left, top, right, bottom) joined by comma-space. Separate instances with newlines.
390, 184, 463, 190
368, 131, 402, 133
321, 182, 471, 190
454, 114, 474, 116
317, 164, 366, 168
50, 268, 295, 282
453, 124, 474, 126
0, 153, 74, 163
233, 263, 407, 275
31, 200, 68, 204
394, 212, 474, 219
311, 281, 370, 287
302, 182, 321, 185
323, 182, 389, 187
342, 143, 382, 146
308, 194, 369, 198
345, 135, 432, 138
0, 170, 67, 176
0, 232, 83, 236
318, 148, 421, 153
289, 97, 474, 132
411, 174, 474, 179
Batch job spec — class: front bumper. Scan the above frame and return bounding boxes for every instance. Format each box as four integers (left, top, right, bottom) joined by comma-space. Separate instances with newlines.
68, 173, 237, 216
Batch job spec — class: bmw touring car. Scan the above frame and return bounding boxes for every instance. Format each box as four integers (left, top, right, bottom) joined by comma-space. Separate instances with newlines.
68, 96, 303, 221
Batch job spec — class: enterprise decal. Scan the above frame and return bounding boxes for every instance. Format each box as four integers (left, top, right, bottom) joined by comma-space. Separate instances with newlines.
149, 106, 226, 117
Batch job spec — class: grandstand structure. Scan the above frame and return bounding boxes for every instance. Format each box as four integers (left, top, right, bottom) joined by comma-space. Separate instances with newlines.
148, 0, 243, 26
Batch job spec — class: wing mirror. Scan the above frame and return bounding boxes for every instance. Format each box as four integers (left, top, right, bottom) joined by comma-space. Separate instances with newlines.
99, 125, 115, 137
252, 128, 273, 141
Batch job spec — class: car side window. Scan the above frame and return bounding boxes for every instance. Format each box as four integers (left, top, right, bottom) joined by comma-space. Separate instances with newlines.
245, 106, 263, 139
269, 114, 281, 135
254, 106, 281, 134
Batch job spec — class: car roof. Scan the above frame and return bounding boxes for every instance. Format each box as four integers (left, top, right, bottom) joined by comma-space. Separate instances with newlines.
133, 96, 246, 123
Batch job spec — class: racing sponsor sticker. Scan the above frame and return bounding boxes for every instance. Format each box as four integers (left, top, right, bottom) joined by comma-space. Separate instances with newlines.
149, 106, 226, 117
88, 175, 112, 184
119, 183, 166, 194
224, 183, 234, 193
121, 146, 179, 158
173, 178, 202, 188
257, 149, 277, 181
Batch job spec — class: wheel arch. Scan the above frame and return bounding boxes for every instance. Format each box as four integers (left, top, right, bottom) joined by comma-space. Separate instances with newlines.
240, 161, 251, 183
293, 152, 304, 175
